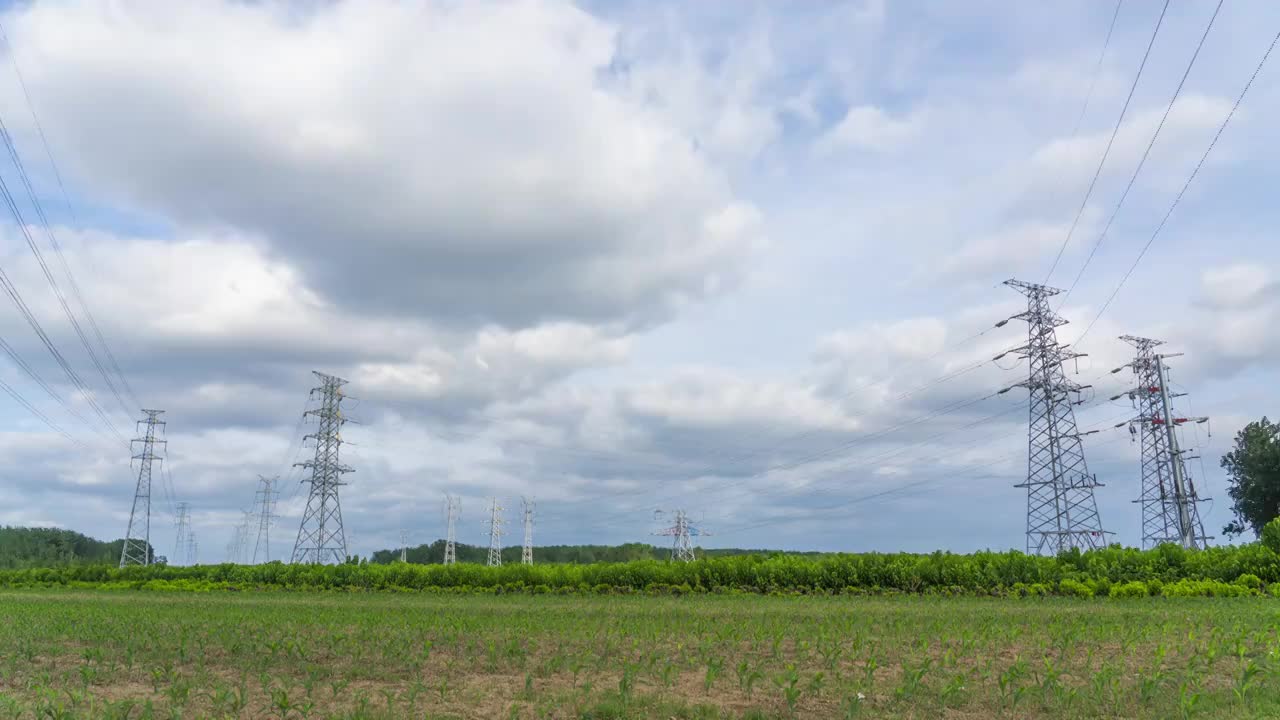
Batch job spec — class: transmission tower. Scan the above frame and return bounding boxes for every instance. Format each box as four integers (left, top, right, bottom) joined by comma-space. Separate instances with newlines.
291, 372, 353, 564
120, 409, 166, 567
521, 497, 535, 565
227, 510, 253, 563
400, 529, 409, 563
999, 280, 1109, 554
653, 510, 708, 562
252, 475, 280, 563
444, 494, 459, 565
486, 497, 505, 567
1112, 336, 1211, 549
185, 529, 197, 566
173, 502, 191, 566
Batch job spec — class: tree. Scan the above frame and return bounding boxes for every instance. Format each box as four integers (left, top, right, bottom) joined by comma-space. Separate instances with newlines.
1220, 417, 1280, 538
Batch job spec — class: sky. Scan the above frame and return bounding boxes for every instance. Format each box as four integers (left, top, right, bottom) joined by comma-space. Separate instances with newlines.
0, 0, 1277, 563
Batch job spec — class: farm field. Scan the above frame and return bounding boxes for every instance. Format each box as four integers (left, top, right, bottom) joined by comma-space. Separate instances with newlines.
0, 591, 1277, 719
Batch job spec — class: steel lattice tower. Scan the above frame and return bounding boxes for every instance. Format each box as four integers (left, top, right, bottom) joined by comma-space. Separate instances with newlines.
120, 409, 166, 567
1113, 336, 1210, 549
227, 511, 253, 563
252, 475, 279, 563
521, 497, 534, 565
185, 530, 197, 566
1002, 280, 1109, 554
400, 529, 409, 563
173, 502, 191, 566
486, 497, 505, 567
291, 372, 353, 564
443, 494, 459, 565
653, 510, 707, 562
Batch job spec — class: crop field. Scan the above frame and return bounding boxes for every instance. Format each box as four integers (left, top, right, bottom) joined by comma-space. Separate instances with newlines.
0, 591, 1277, 719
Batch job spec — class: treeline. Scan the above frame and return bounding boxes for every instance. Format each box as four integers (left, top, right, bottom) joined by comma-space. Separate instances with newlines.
0, 526, 141, 569
5, 542, 1280, 597
367, 540, 814, 565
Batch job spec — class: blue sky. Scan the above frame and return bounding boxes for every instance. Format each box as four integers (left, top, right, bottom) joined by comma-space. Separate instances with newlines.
0, 0, 1277, 562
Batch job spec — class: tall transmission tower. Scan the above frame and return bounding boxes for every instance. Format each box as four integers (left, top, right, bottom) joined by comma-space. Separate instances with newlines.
521, 497, 535, 565
252, 475, 279, 564
291, 372, 353, 564
999, 280, 1109, 554
443, 494, 459, 565
120, 409, 166, 567
173, 501, 191, 566
185, 529, 197, 566
653, 510, 708, 562
1112, 336, 1211, 549
486, 497, 505, 567
400, 529, 409, 563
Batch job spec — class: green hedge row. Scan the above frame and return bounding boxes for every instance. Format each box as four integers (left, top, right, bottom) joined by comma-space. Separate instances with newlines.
2, 542, 1279, 597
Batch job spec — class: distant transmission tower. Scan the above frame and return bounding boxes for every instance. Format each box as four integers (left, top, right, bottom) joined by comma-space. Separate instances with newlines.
173, 501, 191, 566
291, 372, 353, 564
185, 529, 197, 566
653, 510, 708, 562
252, 475, 279, 563
521, 497, 535, 565
443, 494, 459, 565
1112, 336, 1211, 549
999, 280, 1109, 554
120, 409, 166, 567
400, 529, 409, 563
227, 510, 253, 563
486, 498, 505, 567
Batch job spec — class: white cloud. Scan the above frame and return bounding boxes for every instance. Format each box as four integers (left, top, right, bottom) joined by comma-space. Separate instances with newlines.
1200, 263, 1272, 308
939, 214, 1099, 279
0, 1, 1276, 556
1029, 94, 1233, 185
815, 105, 925, 153
0, 0, 765, 328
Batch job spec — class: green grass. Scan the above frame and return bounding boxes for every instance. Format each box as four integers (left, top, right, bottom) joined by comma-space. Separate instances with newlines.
0, 590, 1277, 718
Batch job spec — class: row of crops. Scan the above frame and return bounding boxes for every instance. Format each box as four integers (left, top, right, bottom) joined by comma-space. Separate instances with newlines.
3, 540, 1280, 596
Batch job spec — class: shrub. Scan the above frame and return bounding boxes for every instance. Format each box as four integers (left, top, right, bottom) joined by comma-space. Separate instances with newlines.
1090, 578, 1112, 597
1058, 578, 1093, 598
1162, 579, 1251, 598
1236, 573, 1263, 590
1109, 581, 1148, 599
9, 542, 1280, 596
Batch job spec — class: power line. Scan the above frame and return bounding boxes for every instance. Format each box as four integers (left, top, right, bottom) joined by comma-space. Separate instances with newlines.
1044, 0, 1171, 282
1068, 0, 1127, 141
0, 373, 79, 446
1074, 26, 1280, 347
0, 113, 133, 419
0, 173, 126, 445
1059, 0, 1224, 303
0, 20, 141, 410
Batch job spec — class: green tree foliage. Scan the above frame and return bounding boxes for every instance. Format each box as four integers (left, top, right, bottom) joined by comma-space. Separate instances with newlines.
0, 526, 132, 568
1262, 518, 1280, 554
1221, 417, 1280, 538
